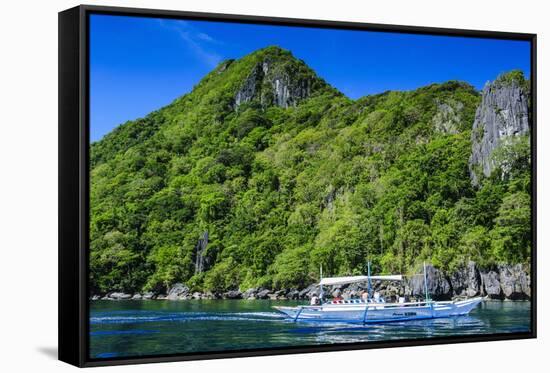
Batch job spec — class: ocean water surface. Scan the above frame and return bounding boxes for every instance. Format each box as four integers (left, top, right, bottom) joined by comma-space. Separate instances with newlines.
89, 299, 531, 359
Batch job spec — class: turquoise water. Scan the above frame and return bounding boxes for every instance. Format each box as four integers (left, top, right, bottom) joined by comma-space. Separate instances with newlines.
89, 300, 531, 359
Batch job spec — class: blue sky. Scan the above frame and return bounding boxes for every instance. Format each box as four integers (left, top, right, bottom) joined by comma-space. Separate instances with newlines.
90, 14, 531, 142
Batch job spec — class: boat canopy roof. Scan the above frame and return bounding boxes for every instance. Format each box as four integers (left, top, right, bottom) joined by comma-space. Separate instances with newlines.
319, 275, 403, 286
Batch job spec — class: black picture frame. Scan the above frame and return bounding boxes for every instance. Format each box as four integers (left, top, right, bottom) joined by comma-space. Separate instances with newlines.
59, 4, 537, 367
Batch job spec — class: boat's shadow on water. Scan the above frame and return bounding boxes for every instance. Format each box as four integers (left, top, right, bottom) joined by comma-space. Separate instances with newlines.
284, 315, 487, 340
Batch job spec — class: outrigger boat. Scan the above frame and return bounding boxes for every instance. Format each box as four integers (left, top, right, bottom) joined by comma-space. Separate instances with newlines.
273, 263, 484, 324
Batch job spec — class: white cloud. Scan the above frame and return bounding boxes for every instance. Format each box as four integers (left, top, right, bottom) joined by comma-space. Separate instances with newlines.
158, 20, 222, 68
196, 32, 215, 42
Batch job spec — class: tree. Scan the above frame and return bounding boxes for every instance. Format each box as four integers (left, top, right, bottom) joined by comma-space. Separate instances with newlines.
490, 192, 531, 263
271, 245, 313, 289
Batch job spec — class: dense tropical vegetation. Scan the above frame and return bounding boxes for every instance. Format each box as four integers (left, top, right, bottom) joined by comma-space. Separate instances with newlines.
89, 46, 531, 295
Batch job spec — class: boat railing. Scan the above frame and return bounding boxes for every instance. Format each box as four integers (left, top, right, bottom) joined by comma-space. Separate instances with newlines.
323, 299, 444, 307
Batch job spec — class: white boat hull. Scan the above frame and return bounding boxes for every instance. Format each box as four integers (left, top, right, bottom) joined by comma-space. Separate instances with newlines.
273, 297, 484, 323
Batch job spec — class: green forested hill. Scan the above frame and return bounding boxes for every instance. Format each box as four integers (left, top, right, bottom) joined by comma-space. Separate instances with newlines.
89, 46, 531, 295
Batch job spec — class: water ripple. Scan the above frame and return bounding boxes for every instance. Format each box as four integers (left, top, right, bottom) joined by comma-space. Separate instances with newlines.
91, 311, 284, 325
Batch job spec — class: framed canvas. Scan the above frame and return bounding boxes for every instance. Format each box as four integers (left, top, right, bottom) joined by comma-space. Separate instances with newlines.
59, 4, 537, 367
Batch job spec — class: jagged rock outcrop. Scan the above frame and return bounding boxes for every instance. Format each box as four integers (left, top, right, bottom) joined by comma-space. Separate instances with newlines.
481, 270, 501, 298
498, 264, 531, 299
166, 283, 190, 300
469, 71, 530, 185
102, 292, 132, 300
406, 265, 452, 300
317, 262, 529, 302
450, 261, 481, 297
194, 231, 209, 275
298, 283, 320, 299
432, 99, 464, 134
234, 63, 263, 107
222, 290, 242, 299
242, 288, 258, 299
216, 59, 233, 73
256, 288, 272, 299
142, 292, 155, 300
234, 48, 324, 109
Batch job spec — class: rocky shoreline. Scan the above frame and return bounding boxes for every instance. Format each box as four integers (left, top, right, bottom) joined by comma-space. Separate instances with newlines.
91, 262, 531, 302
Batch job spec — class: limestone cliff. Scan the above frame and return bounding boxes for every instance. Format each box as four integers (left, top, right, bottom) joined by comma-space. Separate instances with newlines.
234, 47, 331, 109
469, 71, 530, 185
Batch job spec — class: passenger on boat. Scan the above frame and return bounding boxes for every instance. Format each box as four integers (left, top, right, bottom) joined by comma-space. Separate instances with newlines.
332, 289, 343, 301
310, 292, 320, 305
360, 290, 369, 303
374, 292, 385, 303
